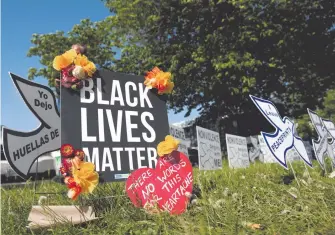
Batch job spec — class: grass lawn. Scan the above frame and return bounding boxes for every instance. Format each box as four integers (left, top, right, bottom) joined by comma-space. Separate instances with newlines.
1, 160, 335, 235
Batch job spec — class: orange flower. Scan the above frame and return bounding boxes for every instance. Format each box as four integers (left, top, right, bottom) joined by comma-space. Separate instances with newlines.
156, 74, 174, 95
145, 67, 161, 79
144, 67, 174, 94
144, 67, 162, 89
157, 135, 180, 157
163, 81, 174, 94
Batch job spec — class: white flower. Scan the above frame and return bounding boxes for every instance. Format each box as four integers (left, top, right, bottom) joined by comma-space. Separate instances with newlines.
67, 189, 76, 199
72, 66, 86, 80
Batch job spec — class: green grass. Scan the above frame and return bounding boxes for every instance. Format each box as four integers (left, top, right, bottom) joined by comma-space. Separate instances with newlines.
1, 160, 335, 235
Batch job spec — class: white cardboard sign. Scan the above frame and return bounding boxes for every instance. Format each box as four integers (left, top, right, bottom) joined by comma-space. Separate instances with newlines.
247, 136, 262, 162
250, 95, 312, 169
1, 73, 60, 179
286, 148, 302, 162
169, 125, 190, 157
226, 134, 250, 168
307, 109, 335, 169
258, 135, 277, 163
196, 126, 222, 170
323, 119, 335, 139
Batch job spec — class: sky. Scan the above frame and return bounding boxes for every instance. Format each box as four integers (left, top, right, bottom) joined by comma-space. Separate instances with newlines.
1, 0, 199, 132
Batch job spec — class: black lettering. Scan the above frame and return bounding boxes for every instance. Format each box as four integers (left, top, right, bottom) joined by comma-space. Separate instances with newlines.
30, 142, 36, 151
13, 149, 20, 161
271, 127, 291, 152
34, 99, 40, 106
26, 144, 31, 154
38, 90, 43, 98
19, 147, 26, 158
44, 134, 49, 143
30, 142, 35, 151
40, 137, 45, 145
51, 131, 55, 139
199, 130, 220, 143
35, 139, 41, 148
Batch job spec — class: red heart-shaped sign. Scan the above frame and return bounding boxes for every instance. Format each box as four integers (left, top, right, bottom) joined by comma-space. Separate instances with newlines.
126, 168, 158, 208
126, 151, 193, 215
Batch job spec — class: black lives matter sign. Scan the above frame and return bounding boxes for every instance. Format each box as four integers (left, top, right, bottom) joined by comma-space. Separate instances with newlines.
61, 70, 169, 182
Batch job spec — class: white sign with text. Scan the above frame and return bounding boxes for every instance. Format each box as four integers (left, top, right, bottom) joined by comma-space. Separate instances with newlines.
169, 125, 190, 157
258, 135, 277, 163
308, 109, 335, 169
226, 134, 250, 168
250, 95, 312, 169
196, 126, 222, 170
1, 73, 60, 179
247, 136, 262, 162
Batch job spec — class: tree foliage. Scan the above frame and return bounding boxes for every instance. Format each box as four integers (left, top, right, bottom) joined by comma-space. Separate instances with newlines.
27, 19, 117, 87
28, 0, 335, 135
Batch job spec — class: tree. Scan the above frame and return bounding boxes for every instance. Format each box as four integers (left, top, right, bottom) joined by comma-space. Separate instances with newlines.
28, 0, 335, 135
103, 0, 335, 135
27, 19, 118, 88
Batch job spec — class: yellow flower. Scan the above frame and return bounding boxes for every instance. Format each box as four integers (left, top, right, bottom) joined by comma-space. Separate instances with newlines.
64, 49, 77, 61
157, 135, 180, 157
72, 162, 99, 194
156, 71, 171, 82
74, 54, 88, 67
73, 54, 96, 77
83, 61, 96, 77
158, 81, 174, 95
144, 77, 157, 89
52, 49, 77, 71
53, 56, 67, 71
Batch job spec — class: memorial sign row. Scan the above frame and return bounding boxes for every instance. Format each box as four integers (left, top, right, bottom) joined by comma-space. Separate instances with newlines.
2, 71, 335, 182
